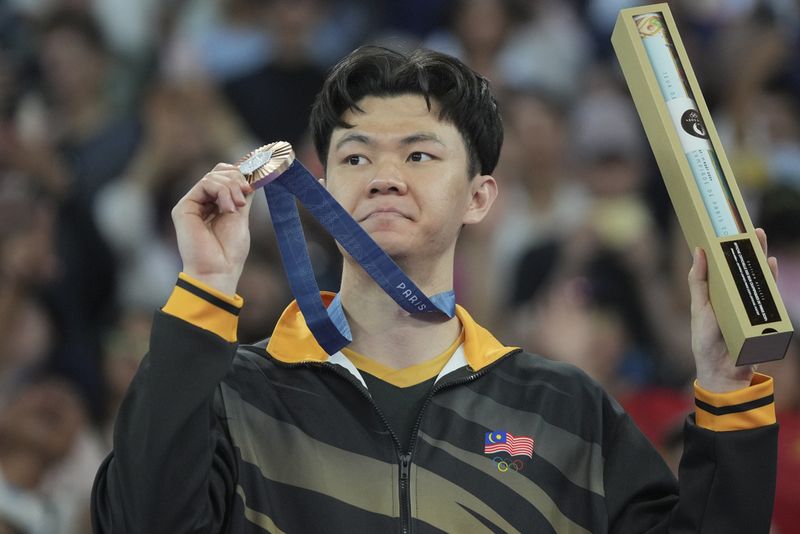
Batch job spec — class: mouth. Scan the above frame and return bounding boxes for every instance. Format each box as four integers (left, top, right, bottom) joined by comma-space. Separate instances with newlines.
359, 208, 410, 222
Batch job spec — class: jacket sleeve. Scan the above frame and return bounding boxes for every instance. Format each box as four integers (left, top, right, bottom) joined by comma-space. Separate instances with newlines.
604, 375, 778, 533
91, 274, 244, 534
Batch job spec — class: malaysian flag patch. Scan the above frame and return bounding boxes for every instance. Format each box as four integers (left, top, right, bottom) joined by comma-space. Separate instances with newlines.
484, 431, 534, 458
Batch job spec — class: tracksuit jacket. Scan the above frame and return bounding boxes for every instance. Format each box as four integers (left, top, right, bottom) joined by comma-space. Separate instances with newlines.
92, 273, 778, 533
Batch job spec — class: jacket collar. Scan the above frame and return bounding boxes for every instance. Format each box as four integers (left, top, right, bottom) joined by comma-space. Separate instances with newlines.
266, 292, 516, 372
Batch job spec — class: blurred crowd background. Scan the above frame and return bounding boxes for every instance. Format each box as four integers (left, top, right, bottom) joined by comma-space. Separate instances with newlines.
0, 0, 798, 532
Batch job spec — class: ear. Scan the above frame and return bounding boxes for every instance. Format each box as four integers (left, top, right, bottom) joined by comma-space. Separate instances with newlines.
462, 174, 498, 225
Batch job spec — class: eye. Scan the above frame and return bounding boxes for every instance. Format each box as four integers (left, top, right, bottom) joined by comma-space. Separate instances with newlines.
345, 155, 368, 166
408, 152, 433, 162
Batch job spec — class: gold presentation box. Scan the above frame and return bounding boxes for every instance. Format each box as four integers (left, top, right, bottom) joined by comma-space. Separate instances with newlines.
611, 3, 793, 365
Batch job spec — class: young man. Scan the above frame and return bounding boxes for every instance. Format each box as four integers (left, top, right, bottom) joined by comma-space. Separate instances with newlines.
92, 47, 777, 533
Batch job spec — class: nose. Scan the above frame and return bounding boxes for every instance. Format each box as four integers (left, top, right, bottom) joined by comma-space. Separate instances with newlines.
366, 162, 408, 196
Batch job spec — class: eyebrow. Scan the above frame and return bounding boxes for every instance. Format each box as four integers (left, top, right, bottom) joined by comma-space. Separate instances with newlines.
334, 133, 372, 151
334, 132, 446, 151
400, 133, 446, 147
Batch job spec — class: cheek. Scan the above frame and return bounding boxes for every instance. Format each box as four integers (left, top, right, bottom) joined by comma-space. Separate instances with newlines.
325, 182, 356, 211
430, 187, 470, 220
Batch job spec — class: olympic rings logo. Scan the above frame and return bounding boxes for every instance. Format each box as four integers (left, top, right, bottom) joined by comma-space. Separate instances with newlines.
492, 457, 525, 473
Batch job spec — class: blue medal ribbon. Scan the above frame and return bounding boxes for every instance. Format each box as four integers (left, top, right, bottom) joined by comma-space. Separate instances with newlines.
263, 160, 456, 355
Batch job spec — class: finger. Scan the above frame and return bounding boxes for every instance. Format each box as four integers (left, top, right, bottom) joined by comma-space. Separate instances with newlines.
183, 176, 235, 214
233, 179, 255, 206
212, 162, 240, 173
215, 185, 237, 213
755, 227, 767, 257
753, 227, 780, 282
688, 247, 710, 313
768, 256, 779, 282
210, 170, 253, 206
196, 173, 247, 211
688, 247, 707, 282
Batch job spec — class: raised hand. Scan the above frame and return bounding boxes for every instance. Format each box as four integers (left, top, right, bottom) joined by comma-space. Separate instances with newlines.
689, 228, 778, 392
171, 163, 255, 295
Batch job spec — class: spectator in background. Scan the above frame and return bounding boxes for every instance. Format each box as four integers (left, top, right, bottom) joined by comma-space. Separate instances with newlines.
758, 183, 800, 321
702, 1, 800, 198
221, 0, 327, 148
454, 87, 589, 332
36, 10, 141, 205
492, 88, 588, 302
170, 0, 272, 84
0, 173, 106, 534
508, 244, 663, 398
424, 0, 524, 85
27, 9, 144, 413
0, 173, 57, 406
94, 80, 252, 312
0, 376, 104, 534
0, 11, 66, 201
504, 77, 701, 391
425, 0, 591, 98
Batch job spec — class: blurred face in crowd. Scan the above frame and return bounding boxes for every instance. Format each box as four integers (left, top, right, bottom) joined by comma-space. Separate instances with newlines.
145, 85, 215, 168
266, 0, 324, 56
508, 94, 566, 179
0, 379, 86, 488
454, 0, 512, 54
583, 154, 642, 197
39, 26, 106, 104
323, 94, 496, 268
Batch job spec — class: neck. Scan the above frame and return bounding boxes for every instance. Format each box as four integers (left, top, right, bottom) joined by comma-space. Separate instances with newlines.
338, 253, 461, 369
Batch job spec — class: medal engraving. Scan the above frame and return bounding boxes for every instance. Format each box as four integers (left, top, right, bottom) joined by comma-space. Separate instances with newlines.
237, 141, 295, 189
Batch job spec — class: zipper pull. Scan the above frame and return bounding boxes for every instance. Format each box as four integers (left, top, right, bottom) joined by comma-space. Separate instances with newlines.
400, 454, 411, 480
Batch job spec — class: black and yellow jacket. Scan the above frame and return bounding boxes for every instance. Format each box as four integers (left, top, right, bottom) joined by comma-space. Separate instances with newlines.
92, 274, 778, 533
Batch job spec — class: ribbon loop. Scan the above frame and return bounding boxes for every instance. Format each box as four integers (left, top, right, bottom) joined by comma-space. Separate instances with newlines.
264, 159, 455, 354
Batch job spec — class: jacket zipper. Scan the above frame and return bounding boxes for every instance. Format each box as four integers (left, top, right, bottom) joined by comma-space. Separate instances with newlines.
270, 349, 522, 534
399, 453, 412, 534
311, 364, 413, 533
390, 349, 522, 534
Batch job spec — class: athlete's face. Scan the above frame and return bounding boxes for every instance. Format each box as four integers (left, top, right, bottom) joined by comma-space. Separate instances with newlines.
324, 95, 497, 264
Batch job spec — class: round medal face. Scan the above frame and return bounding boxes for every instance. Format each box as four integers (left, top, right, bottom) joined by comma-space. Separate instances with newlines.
237, 141, 295, 188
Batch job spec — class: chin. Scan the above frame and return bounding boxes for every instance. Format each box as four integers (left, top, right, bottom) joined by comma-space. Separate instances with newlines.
370, 235, 412, 260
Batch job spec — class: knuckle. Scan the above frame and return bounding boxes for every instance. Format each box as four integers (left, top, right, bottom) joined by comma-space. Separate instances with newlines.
200, 175, 220, 189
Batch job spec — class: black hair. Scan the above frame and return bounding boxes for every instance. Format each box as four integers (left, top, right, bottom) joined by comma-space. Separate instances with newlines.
309, 46, 503, 178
